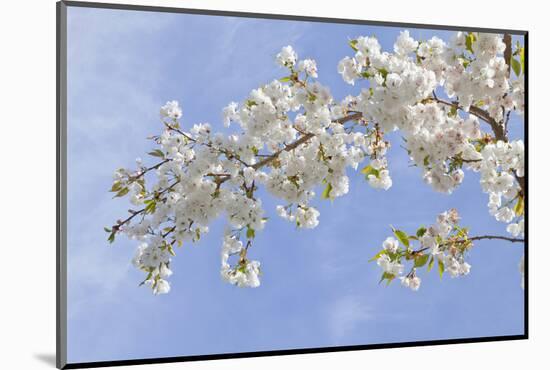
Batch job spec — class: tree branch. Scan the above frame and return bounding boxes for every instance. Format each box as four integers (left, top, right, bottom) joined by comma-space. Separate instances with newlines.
429, 96, 508, 142
130, 159, 170, 181
467, 235, 524, 243
111, 179, 181, 232
112, 208, 145, 233
251, 112, 363, 170
429, 95, 527, 195
164, 122, 251, 167
414, 234, 524, 254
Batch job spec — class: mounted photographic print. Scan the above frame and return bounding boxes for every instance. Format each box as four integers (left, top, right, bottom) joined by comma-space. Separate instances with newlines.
56, 1, 528, 368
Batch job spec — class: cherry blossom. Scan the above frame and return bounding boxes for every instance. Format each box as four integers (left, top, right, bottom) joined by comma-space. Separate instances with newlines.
107, 31, 525, 294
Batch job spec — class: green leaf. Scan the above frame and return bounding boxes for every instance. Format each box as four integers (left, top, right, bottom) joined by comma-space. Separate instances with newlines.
377, 68, 389, 79
168, 245, 176, 256
369, 249, 387, 262
279, 76, 291, 82
113, 187, 129, 198
246, 227, 255, 239
414, 254, 430, 268
416, 227, 427, 238
448, 105, 458, 117
245, 100, 257, 108
379, 272, 395, 285
511, 57, 521, 77
438, 259, 445, 279
103, 227, 112, 233
455, 226, 469, 239
148, 149, 165, 158
144, 200, 156, 214
427, 256, 435, 272
110, 181, 123, 192
361, 165, 380, 179
393, 229, 410, 248
361, 71, 373, 79
423, 155, 430, 167
139, 271, 153, 286
519, 47, 525, 73
349, 39, 359, 52
321, 182, 333, 200
465, 32, 476, 53
514, 195, 524, 216
108, 232, 116, 244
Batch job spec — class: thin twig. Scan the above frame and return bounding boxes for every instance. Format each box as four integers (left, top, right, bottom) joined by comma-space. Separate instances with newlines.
251, 112, 363, 171
130, 159, 170, 180
412, 234, 524, 255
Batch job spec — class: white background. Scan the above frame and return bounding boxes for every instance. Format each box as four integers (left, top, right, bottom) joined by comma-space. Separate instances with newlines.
0, 0, 547, 369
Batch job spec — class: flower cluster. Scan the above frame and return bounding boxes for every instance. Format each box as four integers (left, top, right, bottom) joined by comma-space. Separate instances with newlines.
373, 209, 475, 291
337, 31, 525, 287
131, 237, 174, 295
108, 31, 524, 294
220, 233, 261, 288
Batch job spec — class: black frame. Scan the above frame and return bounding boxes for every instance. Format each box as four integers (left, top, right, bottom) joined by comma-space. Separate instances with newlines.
56, 1, 529, 368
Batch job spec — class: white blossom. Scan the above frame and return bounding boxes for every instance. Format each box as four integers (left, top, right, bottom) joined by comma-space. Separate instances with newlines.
298, 59, 318, 78
400, 275, 421, 291
276, 45, 297, 67
152, 279, 171, 295
160, 100, 182, 119
383, 237, 399, 253
296, 206, 320, 229
394, 30, 419, 55
377, 254, 404, 276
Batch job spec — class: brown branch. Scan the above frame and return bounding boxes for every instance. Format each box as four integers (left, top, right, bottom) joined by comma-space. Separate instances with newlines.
251, 112, 363, 170
468, 235, 523, 243
429, 37, 525, 195
451, 155, 481, 164
252, 132, 314, 170
430, 96, 527, 194
164, 122, 250, 167
112, 209, 145, 232
161, 225, 176, 238
439, 234, 524, 247
112, 179, 181, 232
413, 234, 524, 255
435, 96, 524, 195
130, 159, 170, 181
205, 173, 231, 178
429, 97, 508, 142
126, 113, 364, 218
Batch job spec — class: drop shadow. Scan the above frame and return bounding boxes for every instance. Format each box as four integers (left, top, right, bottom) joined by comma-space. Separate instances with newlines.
34, 353, 56, 367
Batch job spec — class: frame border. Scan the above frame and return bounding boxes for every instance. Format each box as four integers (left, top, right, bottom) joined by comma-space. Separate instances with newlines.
57, 1, 68, 369
56, 1, 528, 369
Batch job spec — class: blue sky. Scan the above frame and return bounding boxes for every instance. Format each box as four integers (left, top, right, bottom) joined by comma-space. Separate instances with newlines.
66, 6, 525, 364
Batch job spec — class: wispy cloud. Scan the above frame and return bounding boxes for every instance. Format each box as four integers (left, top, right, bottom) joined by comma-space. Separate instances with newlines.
66, 6, 178, 330
327, 294, 374, 343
